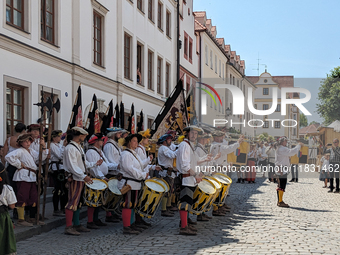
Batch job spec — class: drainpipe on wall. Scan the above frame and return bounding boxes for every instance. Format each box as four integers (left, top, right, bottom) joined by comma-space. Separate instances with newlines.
176, 0, 180, 83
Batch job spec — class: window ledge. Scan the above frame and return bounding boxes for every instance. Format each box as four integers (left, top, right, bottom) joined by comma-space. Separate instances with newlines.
166, 35, 172, 40
92, 62, 106, 71
137, 8, 145, 15
147, 88, 154, 92
158, 27, 164, 33
124, 77, 133, 82
148, 18, 155, 25
4, 22, 31, 39
137, 83, 145, 88
157, 92, 163, 97
39, 39, 61, 52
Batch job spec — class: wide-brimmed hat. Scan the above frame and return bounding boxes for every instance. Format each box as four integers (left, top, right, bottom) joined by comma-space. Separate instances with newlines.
139, 129, 151, 139
27, 124, 40, 132
157, 134, 173, 144
51, 130, 63, 138
107, 127, 124, 133
88, 133, 104, 144
212, 130, 225, 137
183, 125, 203, 135
166, 130, 177, 136
17, 134, 34, 144
72, 126, 88, 135
123, 133, 142, 146
198, 133, 212, 139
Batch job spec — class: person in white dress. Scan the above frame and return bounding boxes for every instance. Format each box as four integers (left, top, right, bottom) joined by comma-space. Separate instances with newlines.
5, 134, 49, 226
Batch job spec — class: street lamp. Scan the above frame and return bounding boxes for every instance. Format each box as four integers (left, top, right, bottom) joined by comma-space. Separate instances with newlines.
225, 107, 231, 117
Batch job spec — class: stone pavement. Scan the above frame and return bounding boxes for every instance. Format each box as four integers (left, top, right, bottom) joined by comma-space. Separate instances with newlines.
16, 173, 340, 255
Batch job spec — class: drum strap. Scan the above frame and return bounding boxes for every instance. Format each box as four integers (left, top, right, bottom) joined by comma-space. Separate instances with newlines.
184, 140, 195, 152
69, 142, 89, 175
125, 148, 144, 170
87, 147, 106, 162
106, 141, 121, 156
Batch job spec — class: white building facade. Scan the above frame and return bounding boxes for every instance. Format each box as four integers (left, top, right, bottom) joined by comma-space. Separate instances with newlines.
1, 0, 177, 144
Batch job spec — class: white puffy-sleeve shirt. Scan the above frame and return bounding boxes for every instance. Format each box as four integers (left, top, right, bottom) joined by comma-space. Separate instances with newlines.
50, 142, 65, 171
120, 149, 148, 190
5, 147, 48, 182
135, 145, 153, 173
275, 144, 301, 174
103, 139, 120, 175
0, 185, 17, 206
63, 141, 97, 181
176, 139, 197, 187
29, 138, 40, 153
158, 145, 177, 177
86, 148, 109, 178
219, 142, 240, 165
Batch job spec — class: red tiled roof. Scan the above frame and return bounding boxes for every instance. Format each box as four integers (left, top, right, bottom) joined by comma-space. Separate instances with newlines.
194, 19, 206, 31
216, 38, 224, 46
246, 76, 260, 84
299, 123, 321, 135
194, 11, 206, 17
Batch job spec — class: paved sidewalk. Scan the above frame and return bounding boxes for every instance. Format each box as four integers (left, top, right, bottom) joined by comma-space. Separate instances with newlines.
16, 174, 340, 254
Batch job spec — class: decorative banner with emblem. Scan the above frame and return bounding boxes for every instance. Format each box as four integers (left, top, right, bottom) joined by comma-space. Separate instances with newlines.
151, 80, 188, 139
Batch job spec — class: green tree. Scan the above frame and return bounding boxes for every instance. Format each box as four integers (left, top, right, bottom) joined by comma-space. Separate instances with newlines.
257, 133, 274, 142
299, 112, 308, 127
317, 66, 340, 124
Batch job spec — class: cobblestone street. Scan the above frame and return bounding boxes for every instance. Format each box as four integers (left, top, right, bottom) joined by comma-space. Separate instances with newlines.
17, 174, 340, 255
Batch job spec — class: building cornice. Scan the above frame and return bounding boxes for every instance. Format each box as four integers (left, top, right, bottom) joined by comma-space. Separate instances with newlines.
0, 33, 165, 106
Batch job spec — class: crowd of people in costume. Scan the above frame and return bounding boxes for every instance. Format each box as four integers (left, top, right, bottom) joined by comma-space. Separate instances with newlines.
0, 120, 318, 254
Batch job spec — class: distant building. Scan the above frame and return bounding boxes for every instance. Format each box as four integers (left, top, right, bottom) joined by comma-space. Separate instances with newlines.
247, 71, 299, 139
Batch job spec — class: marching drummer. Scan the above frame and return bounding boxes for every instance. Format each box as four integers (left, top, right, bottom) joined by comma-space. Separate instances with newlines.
136, 129, 162, 177
103, 127, 123, 180
176, 125, 204, 235
86, 133, 119, 225
157, 134, 177, 217
63, 127, 103, 236
135, 129, 161, 228
119, 133, 150, 234
211, 135, 244, 216
195, 133, 214, 222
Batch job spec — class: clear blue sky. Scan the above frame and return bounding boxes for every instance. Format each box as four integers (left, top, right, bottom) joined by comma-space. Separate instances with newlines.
193, 0, 339, 123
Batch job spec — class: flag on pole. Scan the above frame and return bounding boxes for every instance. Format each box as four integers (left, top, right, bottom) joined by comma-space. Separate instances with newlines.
114, 103, 120, 127
68, 85, 83, 130
151, 80, 188, 139
101, 99, 114, 134
120, 102, 125, 129
186, 84, 198, 125
127, 103, 135, 134
86, 94, 100, 138
137, 110, 144, 132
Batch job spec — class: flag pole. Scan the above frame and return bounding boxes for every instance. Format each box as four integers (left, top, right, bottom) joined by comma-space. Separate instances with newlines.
68, 83, 81, 129
84, 95, 95, 129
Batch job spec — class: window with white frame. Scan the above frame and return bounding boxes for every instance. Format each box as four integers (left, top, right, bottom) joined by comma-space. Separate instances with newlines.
210, 50, 213, 69
205, 45, 208, 65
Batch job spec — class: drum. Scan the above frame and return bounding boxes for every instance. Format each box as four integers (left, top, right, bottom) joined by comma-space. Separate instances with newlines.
136, 179, 165, 218
203, 176, 222, 212
213, 173, 232, 206
153, 178, 169, 193
189, 179, 216, 215
102, 178, 122, 212
84, 178, 108, 207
